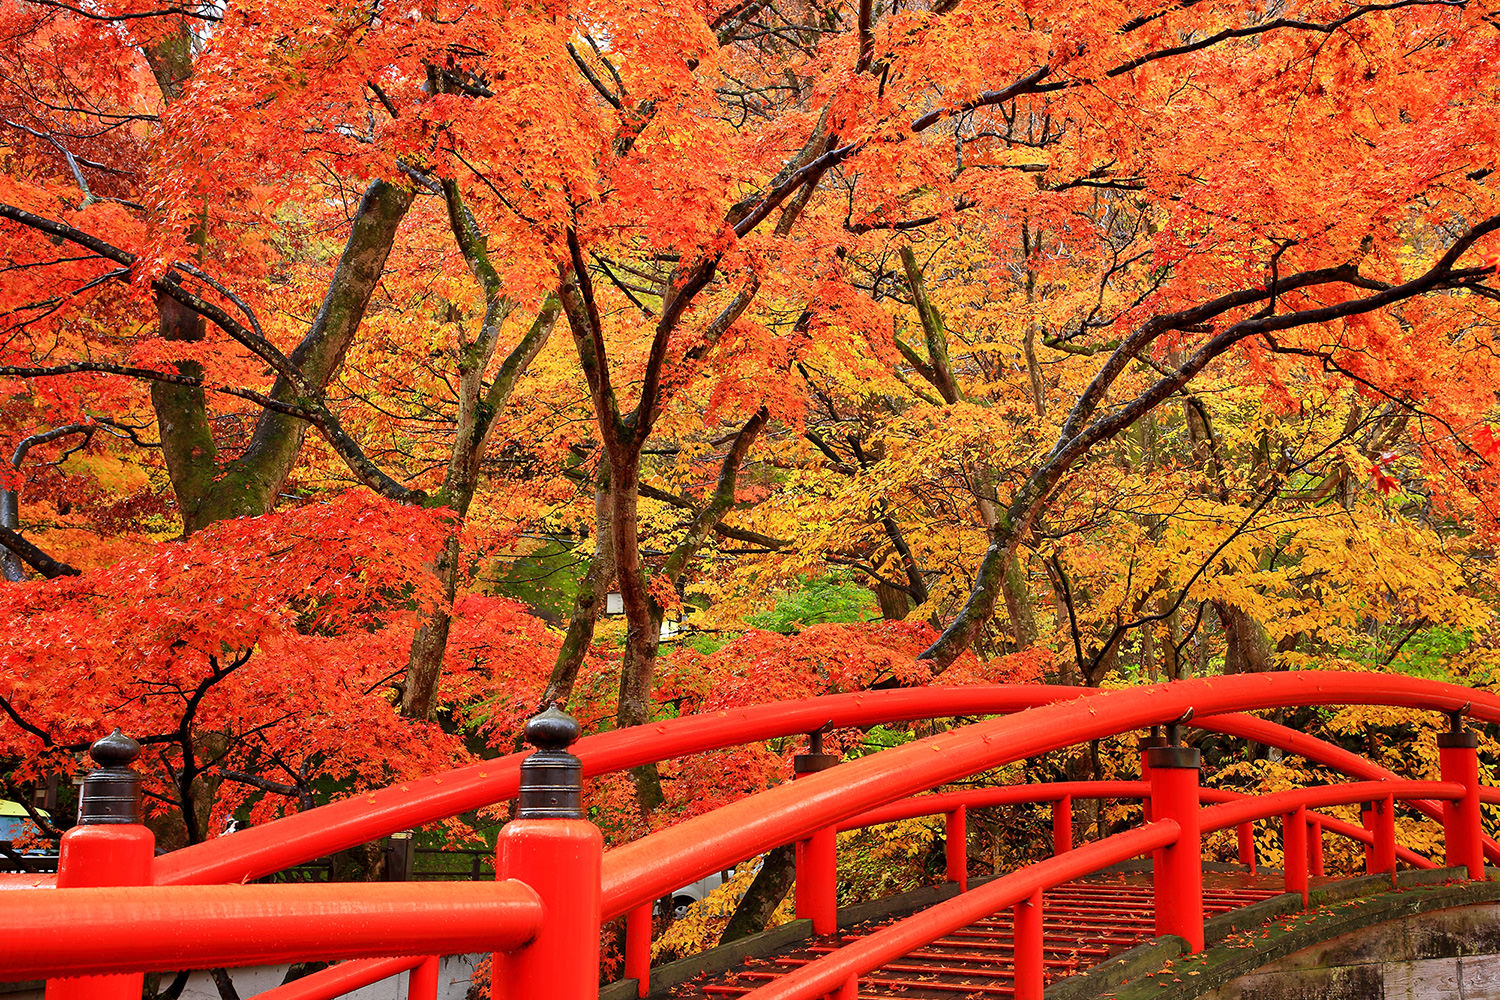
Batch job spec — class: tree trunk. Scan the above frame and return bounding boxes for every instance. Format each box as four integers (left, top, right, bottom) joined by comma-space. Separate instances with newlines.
150, 292, 221, 534
608, 466, 667, 813
202, 181, 414, 527
720, 845, 796, 943
397, 280, 558, 720
542, 482, 616, 707
1216, 601, 1276, 674
1000, 551, 1037, 650
401, 534, 462, 720
874, 581, 911, 620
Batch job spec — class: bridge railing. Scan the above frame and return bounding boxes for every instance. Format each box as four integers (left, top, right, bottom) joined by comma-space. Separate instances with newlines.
614, 772, 1471, 1000
733, 820, 1184, 1000
831, 778, 1441, 888
3, 681, 1491, 895
2, 673, 1498, 1000
708, 777, 1476, 1000
6, 711, 604, 1000
596, 675, 1495, 1000
616, 778, 1433, 998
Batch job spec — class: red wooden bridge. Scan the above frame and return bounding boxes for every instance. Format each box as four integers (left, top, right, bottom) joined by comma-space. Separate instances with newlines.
1, 672, 1496, 1000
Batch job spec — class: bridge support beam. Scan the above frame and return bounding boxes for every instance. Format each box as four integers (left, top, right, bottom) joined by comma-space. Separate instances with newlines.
625, 903, 652, 997
494, 706, 603, 1000
1148, 731, 1203, 952
795, 732, 841, 935
1362, 796, 1397, 885
408, 956, 438, 1000
1052, 796, 1072, 856
945, 806, 968, 890
1439, 713, 1486, 880
46, 731, 153, 1000
1283, 806, 1308, 907
1013, 887, 1044, 1000
1309, 819, 1324, 878
1237, 822, 1256, 874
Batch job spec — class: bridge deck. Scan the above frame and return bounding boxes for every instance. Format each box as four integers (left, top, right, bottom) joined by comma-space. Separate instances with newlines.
672, 873, 1286, 1000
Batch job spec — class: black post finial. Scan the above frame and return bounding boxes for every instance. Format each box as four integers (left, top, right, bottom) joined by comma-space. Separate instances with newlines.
517, 704, 583, 819
78, 728, 142, 825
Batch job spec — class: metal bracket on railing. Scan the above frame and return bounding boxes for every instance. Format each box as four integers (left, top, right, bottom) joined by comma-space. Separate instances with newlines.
1439, 703, 1478, 750
1152, 709, 1200, 771
795, 723, 839, 775
1162, 708, 1194, 750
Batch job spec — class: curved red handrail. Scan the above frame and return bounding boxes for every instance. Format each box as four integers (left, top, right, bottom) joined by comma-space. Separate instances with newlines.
154, 686, 1082, 886
838, 783, 1437, 869
599, 673, 1498, 917
5, 674, 1490, 996
154, 674, 1497, 886
1195, 713, 1500, 864
684, 779, 1439, 911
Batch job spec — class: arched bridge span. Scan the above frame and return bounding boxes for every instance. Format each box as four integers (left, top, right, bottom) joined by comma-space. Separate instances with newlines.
0, 672, 1495, 1000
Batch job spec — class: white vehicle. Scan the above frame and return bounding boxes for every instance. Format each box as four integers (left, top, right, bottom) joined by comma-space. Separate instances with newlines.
662, 858, 763, 919
667, 871, 730, 919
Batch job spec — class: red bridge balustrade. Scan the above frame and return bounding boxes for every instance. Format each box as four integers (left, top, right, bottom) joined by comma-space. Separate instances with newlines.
0, 672, 1495, 1000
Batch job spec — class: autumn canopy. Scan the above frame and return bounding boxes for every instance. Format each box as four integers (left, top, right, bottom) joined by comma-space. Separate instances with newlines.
2, 0, 1500, 947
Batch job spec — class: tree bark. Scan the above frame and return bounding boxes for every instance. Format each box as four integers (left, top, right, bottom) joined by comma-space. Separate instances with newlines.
1216, 601, 1276, 674
720, 845, 796, 943
542, 478, 616, 708
1000, 548, 1038, 650
396, 194, 560, 719
401, 534, 463, 720
151, 292, 222, 534
199, 181, 415, 528
0, 527, 79, 579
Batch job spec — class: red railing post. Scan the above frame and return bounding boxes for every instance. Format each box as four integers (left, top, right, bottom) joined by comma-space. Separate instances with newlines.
1052, 795, 1073, 855
1148, 723, 1203, 951
1282, 805, 1308, 907
46, 730, 154, 1000
1362, 795, 1396, 883
1012, 887, 1044, 1000
1439, 710, 1486, 880
407, 956, 439, 1000
795, 730, 840, 935
1236, 821, 1256, 873
1308, 818, 1324, 879
494, 706, 603, 1000
945, 806, 968, 891
625, 903, 652, 997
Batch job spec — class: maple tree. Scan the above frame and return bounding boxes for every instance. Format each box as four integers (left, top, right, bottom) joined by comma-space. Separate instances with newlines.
0, 494, 469, 846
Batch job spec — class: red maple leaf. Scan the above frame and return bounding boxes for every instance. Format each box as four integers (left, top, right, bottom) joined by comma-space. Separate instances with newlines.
1476, 425, 1499, 461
